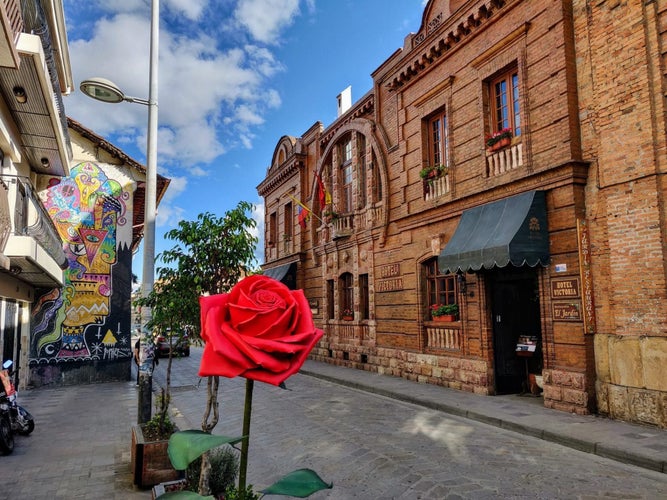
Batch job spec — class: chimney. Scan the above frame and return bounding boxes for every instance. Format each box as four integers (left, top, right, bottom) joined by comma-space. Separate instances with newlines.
337, 86, 352, 117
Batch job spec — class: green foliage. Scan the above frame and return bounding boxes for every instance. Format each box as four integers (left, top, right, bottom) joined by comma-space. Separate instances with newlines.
154, 203, 259, 342
143, 409, 175, 441
186, 446, 239, 497
260, 469, 333, 498
167, 430, 244, 471
430, 303, 459, 317
223, 484, 261, 500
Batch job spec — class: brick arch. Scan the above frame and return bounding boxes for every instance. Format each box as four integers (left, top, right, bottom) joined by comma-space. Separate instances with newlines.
267, 135, 297, 176
312, 119, 389, 245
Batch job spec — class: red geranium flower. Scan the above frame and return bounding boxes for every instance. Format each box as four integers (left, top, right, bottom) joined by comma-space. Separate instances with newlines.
199, 275, 324, 386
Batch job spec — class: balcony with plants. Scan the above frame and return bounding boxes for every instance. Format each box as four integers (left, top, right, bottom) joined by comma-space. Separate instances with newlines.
420, 164, 450, 201
484, 128, 524, 178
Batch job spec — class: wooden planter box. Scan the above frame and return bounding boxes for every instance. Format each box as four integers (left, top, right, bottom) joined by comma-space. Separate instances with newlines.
131, 424, 182, 488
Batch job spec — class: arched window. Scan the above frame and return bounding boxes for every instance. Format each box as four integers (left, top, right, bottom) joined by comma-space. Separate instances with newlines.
340, 136, 353, 213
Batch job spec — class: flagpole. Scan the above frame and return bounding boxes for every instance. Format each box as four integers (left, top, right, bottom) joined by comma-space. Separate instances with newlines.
288, 194, 323, 224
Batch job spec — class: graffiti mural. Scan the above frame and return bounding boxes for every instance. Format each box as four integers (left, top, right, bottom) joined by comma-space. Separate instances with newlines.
30, 162, 134, 368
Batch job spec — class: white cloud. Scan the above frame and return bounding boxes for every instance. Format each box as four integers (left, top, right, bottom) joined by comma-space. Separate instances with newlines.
234, 0, 302, 44
164, 0, 207, 20
66, 5, 285, 171
155, 174, 187, 227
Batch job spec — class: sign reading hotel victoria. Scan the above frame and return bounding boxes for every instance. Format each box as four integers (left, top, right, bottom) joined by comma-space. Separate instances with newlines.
377, 263, 403, 292
551, 277, 582, 321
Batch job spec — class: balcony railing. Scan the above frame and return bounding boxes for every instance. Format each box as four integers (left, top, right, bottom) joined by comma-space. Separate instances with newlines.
332, 213, 353, 239
486, 141, 524, 177
6, 176, 67, 269
425, 322, 461, 351
423, 173, 450, 201
334, 321, 369, 344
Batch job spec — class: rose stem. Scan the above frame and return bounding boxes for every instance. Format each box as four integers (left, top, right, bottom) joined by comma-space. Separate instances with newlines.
239, 378, 254, 499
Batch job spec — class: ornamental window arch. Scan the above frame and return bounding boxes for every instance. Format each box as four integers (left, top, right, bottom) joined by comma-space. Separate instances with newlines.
310, 119, 389, 244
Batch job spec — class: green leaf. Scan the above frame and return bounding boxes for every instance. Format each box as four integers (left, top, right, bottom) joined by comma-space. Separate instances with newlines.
261, 469, 333, 498
167, 430, 245, 470
156, 491, 214, 500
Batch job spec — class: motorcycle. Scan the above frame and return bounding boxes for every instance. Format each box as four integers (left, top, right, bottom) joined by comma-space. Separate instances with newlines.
0, 360, 34, 454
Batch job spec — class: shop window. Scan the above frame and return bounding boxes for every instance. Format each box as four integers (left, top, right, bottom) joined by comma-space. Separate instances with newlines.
359, 273, 369, 320
424, 258, 457, 318
339, 272, 353, 319
490, 67, 521, 138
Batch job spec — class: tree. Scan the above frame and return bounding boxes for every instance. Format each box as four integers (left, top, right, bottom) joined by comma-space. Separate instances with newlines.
139, 202, 259, 494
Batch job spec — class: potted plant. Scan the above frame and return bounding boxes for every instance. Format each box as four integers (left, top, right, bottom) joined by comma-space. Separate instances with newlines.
342, 308, 354, 321
419, 164, 447, 180
430, 303, 459, 322
485, 128, 513, 152
322, 209, 339, 223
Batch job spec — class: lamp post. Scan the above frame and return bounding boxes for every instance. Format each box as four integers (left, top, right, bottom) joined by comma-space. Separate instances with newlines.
80, 0, 159, 424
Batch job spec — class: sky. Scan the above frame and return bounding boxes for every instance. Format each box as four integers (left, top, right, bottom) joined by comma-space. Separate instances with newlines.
62, 0, 429, 277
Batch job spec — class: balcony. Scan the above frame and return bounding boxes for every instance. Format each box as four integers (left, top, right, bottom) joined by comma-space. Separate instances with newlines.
424, 321, 462, 351
485, 141, 524, 177
0, 0, 72, 176
423, 173, 450, 202
2, 176, 66, 288
332, 213, 354, 239
0, 0, 23, 68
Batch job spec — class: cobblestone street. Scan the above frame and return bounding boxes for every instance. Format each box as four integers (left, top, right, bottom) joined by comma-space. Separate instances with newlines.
154, 347, 667, 499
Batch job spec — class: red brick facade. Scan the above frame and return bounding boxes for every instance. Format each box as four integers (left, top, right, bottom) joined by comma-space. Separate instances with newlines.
257, 0, 667, 427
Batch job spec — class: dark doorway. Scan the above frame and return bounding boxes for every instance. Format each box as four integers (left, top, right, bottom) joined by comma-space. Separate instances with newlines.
489, 267, 542, 394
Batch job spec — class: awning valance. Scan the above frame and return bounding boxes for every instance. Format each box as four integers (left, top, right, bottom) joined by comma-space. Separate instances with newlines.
438, 191, 549, 274
263, 261, 297, 289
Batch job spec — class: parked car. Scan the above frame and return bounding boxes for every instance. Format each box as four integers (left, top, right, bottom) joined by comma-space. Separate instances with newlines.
155, 331, 190, 358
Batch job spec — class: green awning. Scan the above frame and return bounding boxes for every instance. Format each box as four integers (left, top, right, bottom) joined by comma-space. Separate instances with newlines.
438, 191, 549, 274
263, 261, 297, 289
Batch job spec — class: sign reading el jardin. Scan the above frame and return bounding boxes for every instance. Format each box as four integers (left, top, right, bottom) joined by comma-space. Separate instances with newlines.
551, 277, 582, 321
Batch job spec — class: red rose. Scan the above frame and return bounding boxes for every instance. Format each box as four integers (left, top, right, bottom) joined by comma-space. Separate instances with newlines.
199, 275, 324, 385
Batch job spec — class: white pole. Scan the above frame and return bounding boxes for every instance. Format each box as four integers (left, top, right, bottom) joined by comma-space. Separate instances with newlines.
138, 0, 159, 424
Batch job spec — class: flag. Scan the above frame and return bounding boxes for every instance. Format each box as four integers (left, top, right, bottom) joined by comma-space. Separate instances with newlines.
316, 173, 332, 209
297, 206, 309, 228
290, 194, 312, 229
316, 173, 326, 209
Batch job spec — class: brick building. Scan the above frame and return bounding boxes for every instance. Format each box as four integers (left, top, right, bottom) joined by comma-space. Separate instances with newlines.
257, 0, 667, 427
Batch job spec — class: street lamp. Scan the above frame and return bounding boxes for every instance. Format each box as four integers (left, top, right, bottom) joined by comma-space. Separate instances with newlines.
80, 0, 159, 424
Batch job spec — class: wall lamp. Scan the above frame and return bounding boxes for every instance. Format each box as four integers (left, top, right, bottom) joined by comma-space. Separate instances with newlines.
12, 86, 27, 103
457, 272, 474, 297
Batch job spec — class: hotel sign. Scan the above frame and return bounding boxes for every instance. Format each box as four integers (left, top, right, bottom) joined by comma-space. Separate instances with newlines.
551, 278, 580, 299
377, 263, 403, 292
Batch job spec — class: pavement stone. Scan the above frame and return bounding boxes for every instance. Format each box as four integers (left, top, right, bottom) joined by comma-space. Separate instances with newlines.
1, 345, 666, 498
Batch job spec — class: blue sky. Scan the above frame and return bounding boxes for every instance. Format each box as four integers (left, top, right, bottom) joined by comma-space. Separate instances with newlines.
62, 0, 428, 277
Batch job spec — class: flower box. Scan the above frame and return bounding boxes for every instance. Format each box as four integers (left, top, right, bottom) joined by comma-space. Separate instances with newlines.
485, 128, 513, 152
433, 314, 458, 322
